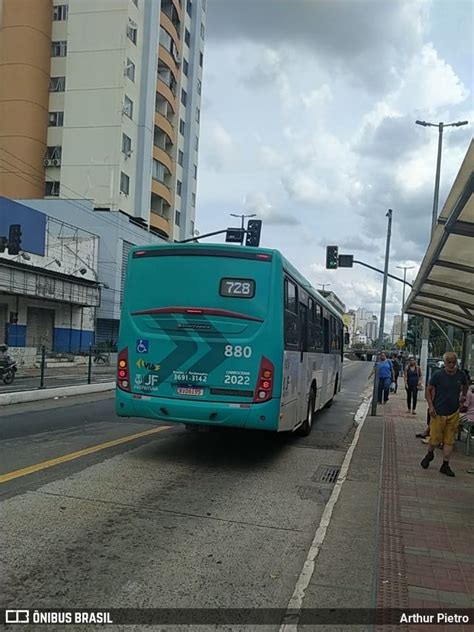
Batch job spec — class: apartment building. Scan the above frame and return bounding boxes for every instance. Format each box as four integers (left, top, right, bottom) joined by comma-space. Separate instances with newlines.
0, 0, 206, 241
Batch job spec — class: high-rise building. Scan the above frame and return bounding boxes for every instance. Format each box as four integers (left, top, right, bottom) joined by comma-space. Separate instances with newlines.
0, 0, 206, 241
392, 315, 402, 343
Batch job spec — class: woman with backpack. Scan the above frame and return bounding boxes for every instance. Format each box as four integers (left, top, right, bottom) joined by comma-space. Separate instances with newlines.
404, 355, 422, 415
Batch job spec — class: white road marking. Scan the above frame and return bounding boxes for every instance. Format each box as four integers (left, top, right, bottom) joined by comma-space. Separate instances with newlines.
279, 390, 372, 631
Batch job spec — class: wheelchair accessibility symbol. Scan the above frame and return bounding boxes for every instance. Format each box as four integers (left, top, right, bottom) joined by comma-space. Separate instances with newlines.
136, 339, 149, 354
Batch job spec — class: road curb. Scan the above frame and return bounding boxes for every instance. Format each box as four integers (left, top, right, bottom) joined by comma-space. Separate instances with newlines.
0, 382, 115, 407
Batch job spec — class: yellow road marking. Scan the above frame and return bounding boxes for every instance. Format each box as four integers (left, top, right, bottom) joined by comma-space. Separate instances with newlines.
0, 426, 171, 484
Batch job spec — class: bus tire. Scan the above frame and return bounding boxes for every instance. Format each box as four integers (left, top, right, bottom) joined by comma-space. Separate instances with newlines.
297, 389, 315, 437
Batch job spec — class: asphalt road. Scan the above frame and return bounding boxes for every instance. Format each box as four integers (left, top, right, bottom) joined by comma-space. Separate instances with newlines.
1, 360, 371, 629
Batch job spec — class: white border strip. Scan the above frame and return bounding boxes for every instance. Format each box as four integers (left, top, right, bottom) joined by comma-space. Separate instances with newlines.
280, 393, 372, 631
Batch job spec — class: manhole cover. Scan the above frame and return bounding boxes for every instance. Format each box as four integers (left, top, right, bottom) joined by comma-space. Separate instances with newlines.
312, 465, 341, 483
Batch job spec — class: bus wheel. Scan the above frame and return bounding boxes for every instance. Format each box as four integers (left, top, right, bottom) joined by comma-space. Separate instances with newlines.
297, 389, 315, 437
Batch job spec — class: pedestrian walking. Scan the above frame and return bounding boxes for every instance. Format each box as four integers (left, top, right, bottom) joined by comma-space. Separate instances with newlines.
421, 351, 468, 477
368, 352, 394, 404
390, 353, 401, 393
404, 356, 422, 415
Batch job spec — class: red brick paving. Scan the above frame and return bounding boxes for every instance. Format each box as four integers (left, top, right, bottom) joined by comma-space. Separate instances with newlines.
375, 388, 474, 628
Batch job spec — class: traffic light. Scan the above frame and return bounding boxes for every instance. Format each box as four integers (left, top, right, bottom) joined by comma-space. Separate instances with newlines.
0, 236, 7, 253
338, 254, 354, 268
326, 245, 338, 269
245, 219, 262, 247
8, 224, 22, 255
405, 330, 414, 347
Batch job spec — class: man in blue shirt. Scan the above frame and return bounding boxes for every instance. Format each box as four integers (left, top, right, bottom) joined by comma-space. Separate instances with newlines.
369, 352, 395, 404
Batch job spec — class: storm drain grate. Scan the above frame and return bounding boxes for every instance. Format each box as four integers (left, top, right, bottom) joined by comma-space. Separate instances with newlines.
312, 465, 341, 484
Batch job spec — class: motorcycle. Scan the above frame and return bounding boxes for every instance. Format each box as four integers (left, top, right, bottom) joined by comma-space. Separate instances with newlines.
0, 358, 17, 385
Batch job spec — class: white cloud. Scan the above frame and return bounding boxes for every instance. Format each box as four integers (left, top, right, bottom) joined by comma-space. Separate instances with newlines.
201, 121, 238, 171
243, 191, 300, 226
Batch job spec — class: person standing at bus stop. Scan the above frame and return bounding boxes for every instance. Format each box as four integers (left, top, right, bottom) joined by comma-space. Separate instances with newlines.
369, 352, 394, 404
421, 352, 468, 477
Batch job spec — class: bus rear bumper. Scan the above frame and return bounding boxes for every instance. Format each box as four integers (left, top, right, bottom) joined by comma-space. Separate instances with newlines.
115, 390, 281, 431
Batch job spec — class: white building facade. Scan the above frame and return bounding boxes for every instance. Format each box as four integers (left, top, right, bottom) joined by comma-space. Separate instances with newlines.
36, 0, 206, 241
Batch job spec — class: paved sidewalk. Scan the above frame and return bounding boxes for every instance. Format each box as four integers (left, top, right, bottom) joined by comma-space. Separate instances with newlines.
377, 388, 474, 630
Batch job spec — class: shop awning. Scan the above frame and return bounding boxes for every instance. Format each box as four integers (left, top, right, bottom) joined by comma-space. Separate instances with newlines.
404, 139, 474, 331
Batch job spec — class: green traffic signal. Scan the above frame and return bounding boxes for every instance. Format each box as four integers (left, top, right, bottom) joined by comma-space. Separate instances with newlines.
326, 245, 338, 269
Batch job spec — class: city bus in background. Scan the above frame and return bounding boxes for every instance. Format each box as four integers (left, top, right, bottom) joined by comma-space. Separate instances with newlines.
116, 243, 344, 436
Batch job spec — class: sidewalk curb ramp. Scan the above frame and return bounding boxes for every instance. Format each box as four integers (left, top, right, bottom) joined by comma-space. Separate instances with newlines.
0, 382, 115, 407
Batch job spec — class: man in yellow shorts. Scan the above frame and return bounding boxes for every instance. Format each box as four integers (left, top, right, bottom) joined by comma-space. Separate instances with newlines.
421, 352, 468, 477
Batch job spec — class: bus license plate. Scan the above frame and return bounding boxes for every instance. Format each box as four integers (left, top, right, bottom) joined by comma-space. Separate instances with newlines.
177, 387, 204, 396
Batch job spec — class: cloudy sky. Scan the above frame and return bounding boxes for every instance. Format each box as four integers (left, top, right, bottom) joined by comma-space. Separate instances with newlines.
196, 0, 473, 332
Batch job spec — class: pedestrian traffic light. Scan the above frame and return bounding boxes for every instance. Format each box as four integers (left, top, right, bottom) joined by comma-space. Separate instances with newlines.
405, 330, 414, 347
8, 224, 22, 255
226, 228, 244, 243
326, 245, 338, 269
245, 219, 262, 247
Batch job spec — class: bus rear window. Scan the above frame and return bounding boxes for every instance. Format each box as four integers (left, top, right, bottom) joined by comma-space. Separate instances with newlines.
219, 278, 255, 298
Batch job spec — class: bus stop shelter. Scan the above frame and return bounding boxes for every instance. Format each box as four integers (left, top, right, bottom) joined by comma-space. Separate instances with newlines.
404, 139, 474, 369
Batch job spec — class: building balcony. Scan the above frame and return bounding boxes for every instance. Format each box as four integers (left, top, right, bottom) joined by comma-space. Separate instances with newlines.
170, 0, 183, 21
158, 44, 179, 81
153, 146, 174, 175
154, 112, 175, 143
160, 12, 181, 55
150, 211, 171, 238
157, 79, 177, 112
151, 179, 173, 207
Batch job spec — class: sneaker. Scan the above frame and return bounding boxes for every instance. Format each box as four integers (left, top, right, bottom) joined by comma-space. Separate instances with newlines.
412, 410, 416, 415
421, 437, 430, 444
421, 452, 434, 469
440, 462, 455, 477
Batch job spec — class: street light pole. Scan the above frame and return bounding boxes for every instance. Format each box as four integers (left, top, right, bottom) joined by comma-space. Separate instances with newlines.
230, 213, 256, 230
371, 209, 393, 417
318, 284, 331, 292
415, 119, 468, 389
396, 265, 414, 341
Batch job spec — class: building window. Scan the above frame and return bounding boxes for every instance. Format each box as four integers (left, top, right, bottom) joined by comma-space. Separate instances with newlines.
200, 22, 205, 39
125, 58, 135, 82
199, 51, 203, 67
194, 136, 199, 151
122, 133, 132, 156
127, 20, 137, 44
179, 119, 185, 135
45, 181, 60, 196
152, 159, 167, 183
132, 0, 138, 6
120, 172, 130, 195
49, 76, 66, 92
196, 107, 200, 123
185, 28, 191, 46
197, 79, 202, 95
53, 4, 68, 20
191, 193, 196, 207
202, 0, 207, 11
178, 150, 184, 166
181, 89, 187, 106
186, 0, 192, 16
48, 111, 64, 127
193, 164, 197, 179
190, 220, 195, 235
177, 180, 182, 196
51, 41, 67, 57
123, 95, 134, 119
45, 146, 62, 160
175, 210, 181, 226
183, 58, 189, 76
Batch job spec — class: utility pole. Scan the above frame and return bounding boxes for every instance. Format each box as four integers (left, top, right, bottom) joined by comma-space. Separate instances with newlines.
415, 119, 468, 390
396, 265, 414, 341
371, 209, 393, 417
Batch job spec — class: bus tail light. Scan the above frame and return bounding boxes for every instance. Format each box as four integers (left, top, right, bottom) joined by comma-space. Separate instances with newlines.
253, 356, 274, 403
117, 348, 131, 392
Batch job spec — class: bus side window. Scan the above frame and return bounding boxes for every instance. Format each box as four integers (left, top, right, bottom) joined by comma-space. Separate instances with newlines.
323, 316, 330, 354
284, 279, 298, 347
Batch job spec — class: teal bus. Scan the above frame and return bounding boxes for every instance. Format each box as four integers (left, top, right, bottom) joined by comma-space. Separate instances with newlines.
116, 243, 344, 435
